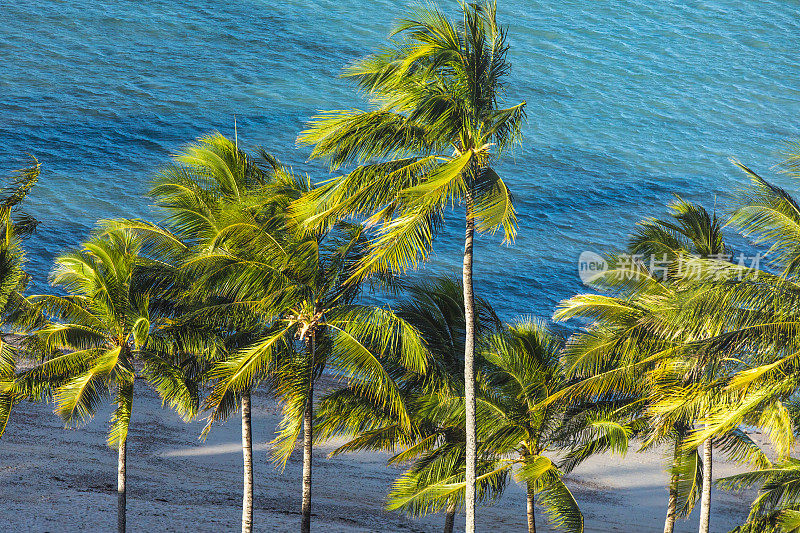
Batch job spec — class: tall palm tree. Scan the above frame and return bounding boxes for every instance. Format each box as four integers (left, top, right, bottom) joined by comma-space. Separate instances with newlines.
670, 157, 800, 451
644, 153, 800, 533
0, 157, 41, 436
315, 277, 502, 532
116, 133, 288, 533
297, 4, 525, 528
199, 213, 429, 533
15, 229, 201, 533
553, 198, 768, 533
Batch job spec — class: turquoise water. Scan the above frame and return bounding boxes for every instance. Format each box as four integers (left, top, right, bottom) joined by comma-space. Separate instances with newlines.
2, 0, 799, 318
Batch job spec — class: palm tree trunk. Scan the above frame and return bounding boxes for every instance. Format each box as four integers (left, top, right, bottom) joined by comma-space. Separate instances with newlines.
663, 437, 679, 533
300, 337, 315, 533
241, 392, 253, 533
463, 190, 477, 533
526, 483, 536, 533
117, 436, 126, 533
698, 436, 712, 533
443, 502, 457, 533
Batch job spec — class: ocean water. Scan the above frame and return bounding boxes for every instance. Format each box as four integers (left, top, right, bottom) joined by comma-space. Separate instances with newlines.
1, 0, 798, 319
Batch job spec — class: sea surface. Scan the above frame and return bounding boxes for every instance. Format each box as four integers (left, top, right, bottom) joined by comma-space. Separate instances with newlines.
2, 0, 799, 319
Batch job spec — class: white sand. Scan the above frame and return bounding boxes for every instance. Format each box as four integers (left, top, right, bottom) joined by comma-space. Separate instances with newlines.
0, 381, 758, 532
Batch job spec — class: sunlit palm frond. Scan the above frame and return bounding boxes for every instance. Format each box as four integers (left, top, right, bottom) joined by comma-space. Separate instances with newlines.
730, 160, 800, 277
54, 346, 121, 425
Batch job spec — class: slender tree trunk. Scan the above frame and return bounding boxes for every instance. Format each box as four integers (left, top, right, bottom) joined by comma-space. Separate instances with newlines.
443, 502, 457, 533
663, 437, 679, 533
463, 191, 477, 533
301, 337, 315, 533
698, 436, 712, 533
526, 483, 536, 533
242, 392, 254, 533
117, 436, 127, 533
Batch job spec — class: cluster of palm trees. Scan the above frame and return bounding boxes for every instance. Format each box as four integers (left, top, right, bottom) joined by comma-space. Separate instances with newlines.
3, 2, 800, 533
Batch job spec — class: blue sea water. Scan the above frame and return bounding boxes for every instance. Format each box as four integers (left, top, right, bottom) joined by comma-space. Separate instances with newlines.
1, 0, 799, 319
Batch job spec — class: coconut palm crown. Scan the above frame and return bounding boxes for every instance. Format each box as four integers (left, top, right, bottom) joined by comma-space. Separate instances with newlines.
297, 4, 525, 528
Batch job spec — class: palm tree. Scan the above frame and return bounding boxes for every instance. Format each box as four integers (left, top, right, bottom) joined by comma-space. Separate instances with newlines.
630, 198, 729, 533
553, 198, 769, 533
199, 212, 429, 533
0, 157, 41, 436
152, 133, 281, 533
384, 321, 585, 533
671, 156, 800, 452
14, 229, 201, 533
315, 277, 502, 532
296, 3, 525, 529
116, 133, 288, 533
634, 151, 800, 533
476, 320, 584, 533
639, 153, 800, 533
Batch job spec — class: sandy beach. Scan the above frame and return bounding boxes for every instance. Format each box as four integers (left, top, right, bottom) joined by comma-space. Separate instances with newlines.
0, 377, 760, 533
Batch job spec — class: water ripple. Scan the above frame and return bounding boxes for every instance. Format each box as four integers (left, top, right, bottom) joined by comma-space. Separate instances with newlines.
1, 0, 799, 318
